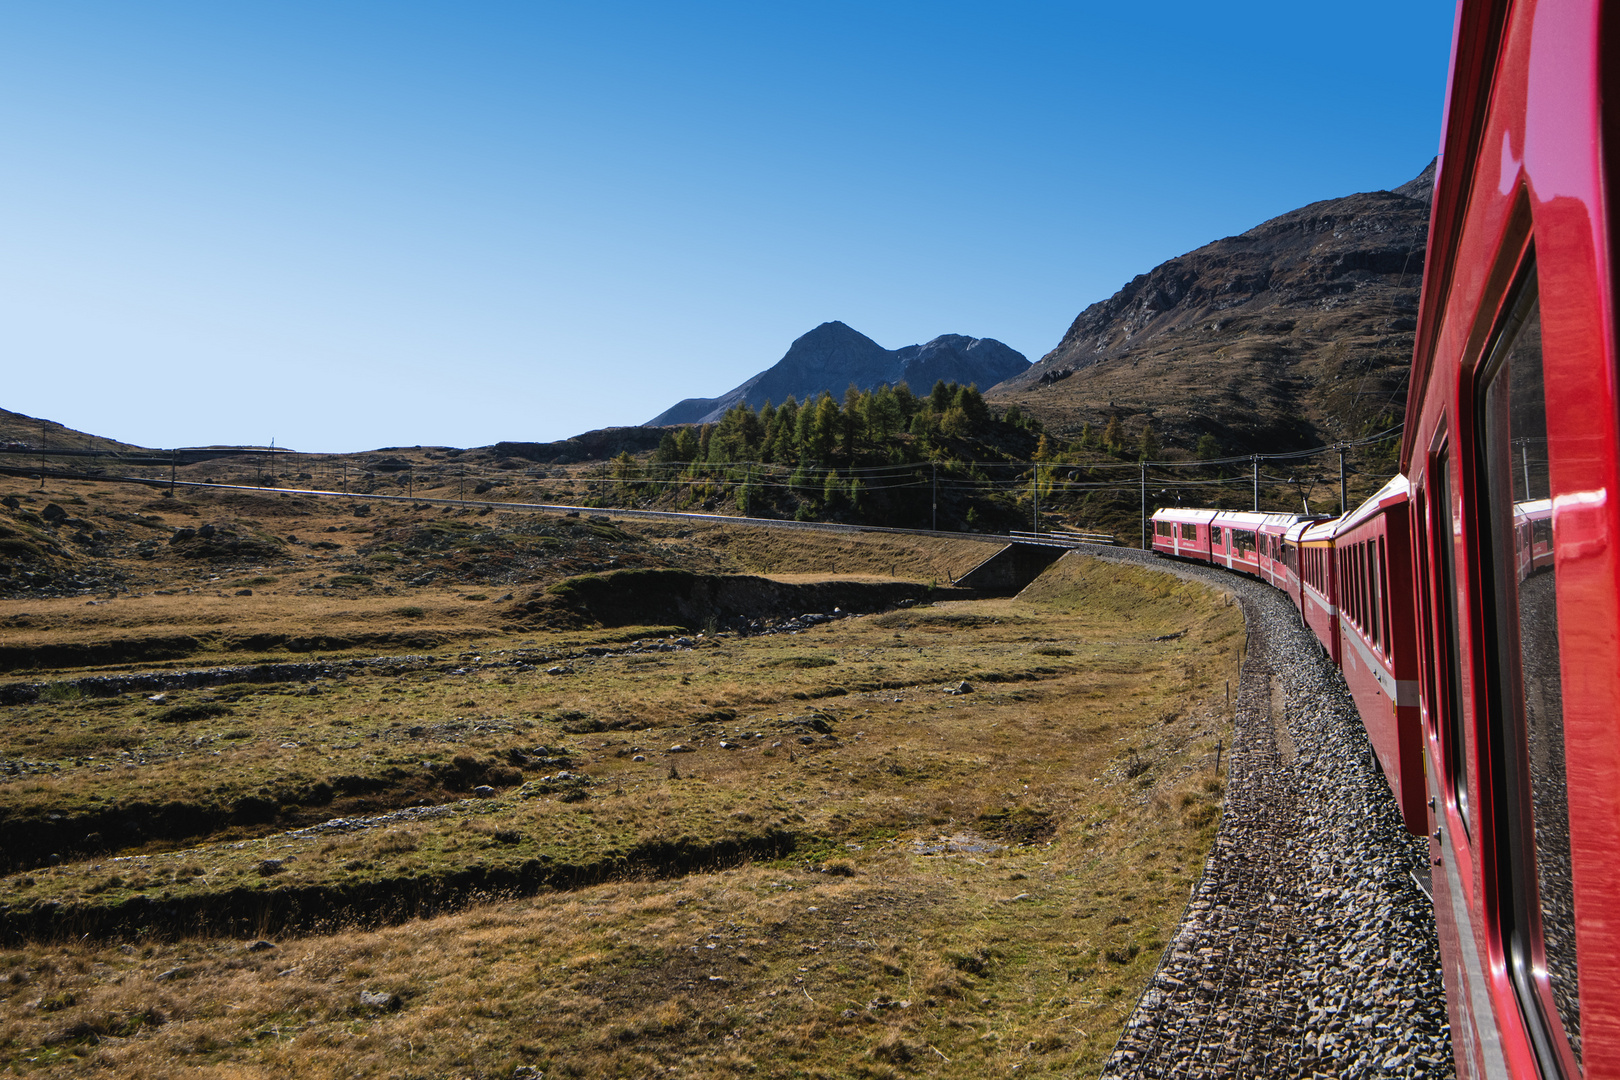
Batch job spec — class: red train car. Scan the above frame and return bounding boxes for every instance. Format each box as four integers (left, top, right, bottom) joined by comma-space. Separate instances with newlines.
1209, 511, 1269, 576
1297, 516, 1342, 664
1149, 508, 1217, 562
1331, 477, 1425, 834
1256, 513, 1306, 590
1402, 0, 1620, 1075
1279, 518, 1313, 614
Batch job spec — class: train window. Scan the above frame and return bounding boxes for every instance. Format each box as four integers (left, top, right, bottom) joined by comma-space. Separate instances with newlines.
1155, 520, 1171, 538
1374, 537, 1386, 654
1362, 542, 1372, 635
1181, 522, 1197, 540
1432, 446, 1471, 838
1477, 271, 1581, 1070
1347, 544, 1360, 628
1211, 525, 1223, 545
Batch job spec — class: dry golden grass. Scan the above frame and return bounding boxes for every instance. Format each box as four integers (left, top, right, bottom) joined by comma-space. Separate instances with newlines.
0, 475, 1242, 1077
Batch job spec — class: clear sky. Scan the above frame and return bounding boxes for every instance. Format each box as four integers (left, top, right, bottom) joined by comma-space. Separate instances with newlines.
1, 1, 1457, 452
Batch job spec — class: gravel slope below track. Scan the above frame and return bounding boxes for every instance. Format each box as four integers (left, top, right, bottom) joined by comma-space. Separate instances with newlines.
1086, 551, 1454, 1079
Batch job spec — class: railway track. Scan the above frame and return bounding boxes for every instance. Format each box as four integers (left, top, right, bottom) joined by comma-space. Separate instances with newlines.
1093, 551, 1453, 1079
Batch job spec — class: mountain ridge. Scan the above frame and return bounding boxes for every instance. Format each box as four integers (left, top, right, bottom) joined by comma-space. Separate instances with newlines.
646, 321, 1029, 426
987, 160, 1436, 456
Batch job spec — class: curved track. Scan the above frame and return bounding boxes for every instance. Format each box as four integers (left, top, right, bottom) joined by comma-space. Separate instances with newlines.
1093, 551, 1454, 1079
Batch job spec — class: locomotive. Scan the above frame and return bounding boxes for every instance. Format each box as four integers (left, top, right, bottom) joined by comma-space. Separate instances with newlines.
1148, 2, 1618, 1076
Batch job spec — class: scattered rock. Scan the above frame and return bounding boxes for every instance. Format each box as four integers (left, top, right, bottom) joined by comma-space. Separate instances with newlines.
669, 744, 696, 753
359, 990, 401, 1011
245, 940, 277, 952
945, 681, 974, 695
41, 504, 67, 524
472, 785, 497, 799
255, 859, 285, 876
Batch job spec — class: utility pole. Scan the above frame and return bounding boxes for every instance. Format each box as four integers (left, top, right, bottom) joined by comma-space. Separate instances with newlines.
931, 461, 937, 531
1338, 444, 1348, 515
170, 449, 177, 495
1031, 465, 1039, 535
1252, 455, 1259, 512
1140, 460, 1148, 549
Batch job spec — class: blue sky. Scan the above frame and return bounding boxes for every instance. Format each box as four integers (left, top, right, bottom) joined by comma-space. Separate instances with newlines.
1, 2, 1457, 452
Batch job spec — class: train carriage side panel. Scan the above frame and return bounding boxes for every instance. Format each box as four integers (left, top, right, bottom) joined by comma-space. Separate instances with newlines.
1333, 479, 1426, 833
1211, 511, 1269, 578
1299, 518, 1342, 665
1150, 508, 1216, 563
1282, 520, 1311, 617
1259, 513, 1307, 589
1400, 0, 1620, 1074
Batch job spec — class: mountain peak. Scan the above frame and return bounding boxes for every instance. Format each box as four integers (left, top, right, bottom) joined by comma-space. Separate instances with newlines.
645, 324, 1029, 427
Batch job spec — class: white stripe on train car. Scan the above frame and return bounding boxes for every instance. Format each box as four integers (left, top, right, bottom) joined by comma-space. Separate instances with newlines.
1303, 589, 1337, 618
1338, 616, 1416, 706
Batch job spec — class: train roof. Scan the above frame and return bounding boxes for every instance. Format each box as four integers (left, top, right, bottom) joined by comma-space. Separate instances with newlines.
1300, 517, 1344, 544
1150, 507, 1219, 524
1209, 511, 1273, 528
1283, 520, 1316, 543
1333, 475, 1411, 537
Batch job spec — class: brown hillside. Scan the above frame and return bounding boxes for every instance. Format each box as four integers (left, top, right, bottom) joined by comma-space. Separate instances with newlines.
991, 161, 1435, 456
0, 407, 148, 454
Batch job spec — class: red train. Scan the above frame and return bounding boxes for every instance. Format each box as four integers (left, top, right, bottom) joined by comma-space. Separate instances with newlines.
1149, 1, 1618, 1074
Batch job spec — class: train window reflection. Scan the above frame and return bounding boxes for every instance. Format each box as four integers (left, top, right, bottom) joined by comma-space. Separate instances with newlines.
1478, 273, 1581, 1072
1433, 449, 1470, 837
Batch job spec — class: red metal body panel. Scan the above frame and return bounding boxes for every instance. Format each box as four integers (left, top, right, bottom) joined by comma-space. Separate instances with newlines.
1149, 508, 1216, 563
1402, 0, 1620, 1075
1298, 518, 1342, 665
1208, 511, 1269, 577
1256, 514, 1305, 589
1332, 478, 1426, 833
1280, 520, 1311, 616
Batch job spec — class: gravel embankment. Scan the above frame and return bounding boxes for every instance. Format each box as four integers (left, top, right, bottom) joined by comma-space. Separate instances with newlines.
1086, 550, 1454, 1079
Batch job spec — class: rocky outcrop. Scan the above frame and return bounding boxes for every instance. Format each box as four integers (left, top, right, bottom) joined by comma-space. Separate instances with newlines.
647, 322, 1029, 426
989, 161, 1436, 454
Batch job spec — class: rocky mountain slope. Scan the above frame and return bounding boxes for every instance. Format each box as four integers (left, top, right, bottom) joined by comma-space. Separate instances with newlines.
647, 321, 1029, 426
989, 161, 1435, 454
0, 407, 147, 453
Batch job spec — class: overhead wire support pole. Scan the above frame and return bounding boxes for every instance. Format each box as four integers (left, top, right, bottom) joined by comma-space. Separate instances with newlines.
1338, 444, 1348, 515
1140, 460, 1148, 549
931, 461, 937, 531
1252, 455, 1259, 512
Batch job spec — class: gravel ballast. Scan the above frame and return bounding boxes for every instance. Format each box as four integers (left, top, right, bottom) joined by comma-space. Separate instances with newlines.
1086, 550, 1454, 1079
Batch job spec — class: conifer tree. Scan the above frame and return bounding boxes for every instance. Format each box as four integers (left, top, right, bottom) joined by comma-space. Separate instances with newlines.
1102, 415, 1124, 453
1138, 422, 1161, 461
